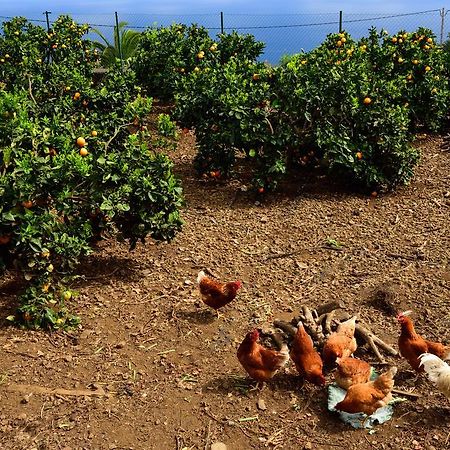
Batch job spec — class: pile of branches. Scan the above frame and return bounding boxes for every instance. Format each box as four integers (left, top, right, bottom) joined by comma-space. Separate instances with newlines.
271, 301, 398, 363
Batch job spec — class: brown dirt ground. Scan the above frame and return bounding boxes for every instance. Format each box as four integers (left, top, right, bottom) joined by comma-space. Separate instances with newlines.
0, 133, 449, 450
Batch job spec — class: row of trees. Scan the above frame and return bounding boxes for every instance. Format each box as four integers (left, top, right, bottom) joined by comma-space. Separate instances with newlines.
1, 16, 449, 330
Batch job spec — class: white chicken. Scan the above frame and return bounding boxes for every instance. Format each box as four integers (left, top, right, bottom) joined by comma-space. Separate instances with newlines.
419, 353, 450, 400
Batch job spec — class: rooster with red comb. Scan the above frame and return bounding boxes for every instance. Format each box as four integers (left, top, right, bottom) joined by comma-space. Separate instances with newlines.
397, 310, 450, 372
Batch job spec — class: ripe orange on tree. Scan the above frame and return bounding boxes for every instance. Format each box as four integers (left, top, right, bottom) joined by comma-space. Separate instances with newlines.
0, 234, 11, 245
76, 137, 86, 147
363, 97, 372, 105
79, 147, 88, 156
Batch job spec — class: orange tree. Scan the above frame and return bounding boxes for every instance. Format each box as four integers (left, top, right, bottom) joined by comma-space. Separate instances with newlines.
133, 24, 213, 99
277, 30, 421, 191
0, 17, 183, 329
361, 27, 449, 132
170, 31, 297, 190
133, 24, 265, 100
174, 56, 295, 190
132, 22, 450, 192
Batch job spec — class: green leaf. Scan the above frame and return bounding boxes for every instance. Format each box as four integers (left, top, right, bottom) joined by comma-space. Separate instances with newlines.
6, 315, 15, 322
100, 200, 113, 211
2, 212, 15, 221
249, 148, 256, 157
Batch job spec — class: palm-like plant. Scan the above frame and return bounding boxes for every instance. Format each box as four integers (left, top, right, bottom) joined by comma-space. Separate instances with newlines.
92, 21, 141, 67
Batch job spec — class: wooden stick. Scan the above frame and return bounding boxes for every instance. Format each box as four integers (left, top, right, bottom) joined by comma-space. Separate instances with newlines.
302, 305, 316, 329
4, 383, 110, 397
369, 333, 398, 356
296, 311, 323, 344
356, 324, 398, 356
204, 419, 212, 450
324, 311, 336, 335
354, 325, 384, 362
367, 335, 385, 362
273, 320, 297, 337
316, 301, 344, 316
302, 306, 325, 346
392, 388, 421, 399
265, 249, 304, 261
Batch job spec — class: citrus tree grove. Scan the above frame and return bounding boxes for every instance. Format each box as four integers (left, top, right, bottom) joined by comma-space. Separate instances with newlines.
1, 16, 449, 330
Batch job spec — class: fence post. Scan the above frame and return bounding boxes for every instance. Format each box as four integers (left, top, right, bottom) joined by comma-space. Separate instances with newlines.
115, 11, 123, 70
339, 11, 343, 33
220, 11, 224, 34
43, 11, 52, 64
43, 11, 51, 32
439, 7, 446, 44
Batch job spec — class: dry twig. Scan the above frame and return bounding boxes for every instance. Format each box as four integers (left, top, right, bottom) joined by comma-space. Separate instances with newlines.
392, 388, 421, 399
27, 75, 38, 106
4, 383, 110, 398
274, 303, 397, 362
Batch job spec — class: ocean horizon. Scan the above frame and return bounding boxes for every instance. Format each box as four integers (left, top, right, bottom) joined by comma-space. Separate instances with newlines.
1, 9, 447, 64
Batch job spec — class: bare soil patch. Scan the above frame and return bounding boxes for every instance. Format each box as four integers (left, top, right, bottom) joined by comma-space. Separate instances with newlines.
1, 133, 449, 450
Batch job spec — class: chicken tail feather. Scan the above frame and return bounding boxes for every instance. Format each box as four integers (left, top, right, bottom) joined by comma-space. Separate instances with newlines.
270, 332, 287, 351
197, 270, 206, 284
279, 343, 289, 356
419, 353, 450, 383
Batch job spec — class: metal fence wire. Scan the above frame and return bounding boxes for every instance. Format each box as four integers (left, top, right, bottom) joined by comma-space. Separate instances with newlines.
0, 9, 449, 64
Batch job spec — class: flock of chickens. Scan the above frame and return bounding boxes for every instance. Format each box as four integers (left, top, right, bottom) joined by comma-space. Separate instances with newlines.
197, 270, 450, 418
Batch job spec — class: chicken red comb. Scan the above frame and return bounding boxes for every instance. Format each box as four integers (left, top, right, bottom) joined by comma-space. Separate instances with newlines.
235, 280, 242, 289
397, 310, 412, 318
249, 328, 260, 340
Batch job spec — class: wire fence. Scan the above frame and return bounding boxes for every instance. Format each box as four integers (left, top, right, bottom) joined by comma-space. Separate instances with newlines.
1, 9, 449, 64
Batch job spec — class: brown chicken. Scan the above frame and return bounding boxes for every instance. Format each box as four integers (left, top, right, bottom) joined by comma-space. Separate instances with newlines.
335, 367, 397, 415
322, 316, 358, 366
197, 270, 242, 314
290, 322, 325, 386
237, 329, 289, 383
398, 311, 450, 372
335, 357, 372, 390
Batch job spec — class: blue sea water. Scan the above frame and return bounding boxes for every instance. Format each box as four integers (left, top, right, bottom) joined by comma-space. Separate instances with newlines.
1, 9, 447, 64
